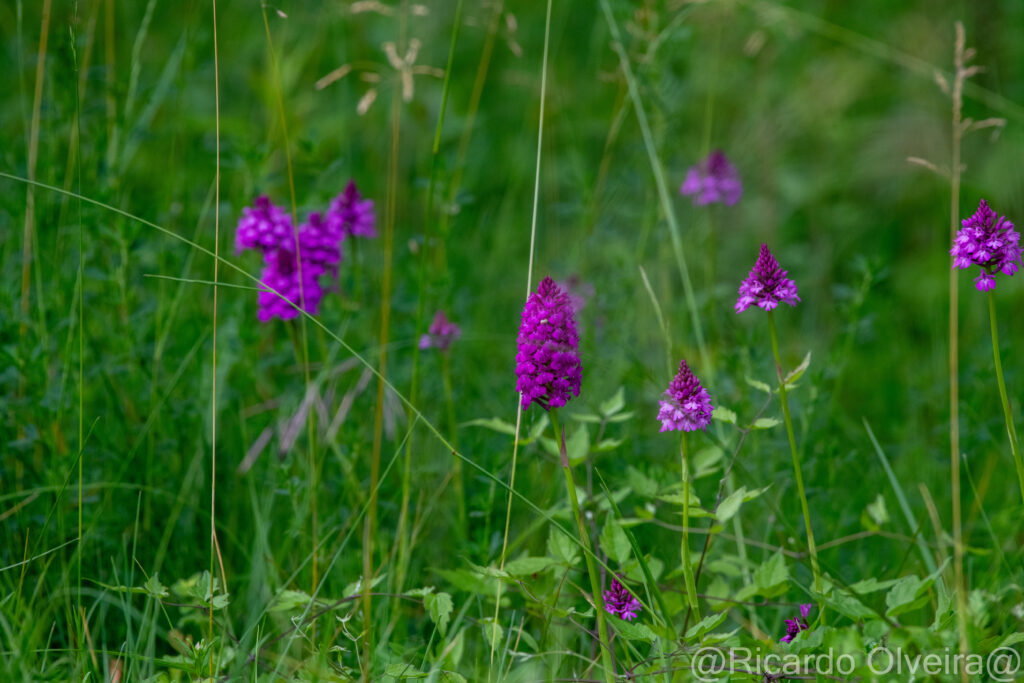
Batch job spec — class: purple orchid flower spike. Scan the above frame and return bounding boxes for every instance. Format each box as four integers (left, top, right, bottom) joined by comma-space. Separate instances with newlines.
735, 244, 800, 313
419, 311, 461, 351
515, 277, 582, 411
951, 199, 1021, 291
680, 150, 742, 206
657, 359, 713, 433
603, 576, 642, 622
780, 603, 813, 643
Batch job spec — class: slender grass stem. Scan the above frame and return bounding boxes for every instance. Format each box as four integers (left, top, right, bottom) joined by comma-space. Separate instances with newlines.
767, 312, 820, 595
680, 434, 699, 624
987, 291, 1024, 505
492, 0, 551, 675
208, 0, 221, 675
949, 24, 968, 677
364, 86, 401, 681
551, 410, 614, 683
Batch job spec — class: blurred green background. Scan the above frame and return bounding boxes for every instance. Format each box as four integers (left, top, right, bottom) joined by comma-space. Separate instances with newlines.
2, 0, 1023, 679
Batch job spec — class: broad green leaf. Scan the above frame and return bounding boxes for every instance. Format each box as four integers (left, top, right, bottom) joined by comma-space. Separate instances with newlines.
783, 351, 812, 387
599, 518, 630, 564
547, 528, 580, 566
752, 552, 788, 597
885, 575, 930, 617
269, 589, 317, 613
504, 556, 556, 576
626, 466, 658, 498
143, 574, 169, 600
594, 438, 625, 452
609, 619, 657, 642
715, 485, 770, 522
462, 417, 516, 436
482, 620, 503, 649
425, 592, 454, 635
749, 417, 781, 430
685, 610, 728, 640
384, 662, 427, 679
599, 387, 626, 417
712, 406, 737, 424
745, 376, 773, 394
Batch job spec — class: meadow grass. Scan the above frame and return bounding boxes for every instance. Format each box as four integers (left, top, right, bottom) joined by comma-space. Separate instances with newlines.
2, 1, 1024, 681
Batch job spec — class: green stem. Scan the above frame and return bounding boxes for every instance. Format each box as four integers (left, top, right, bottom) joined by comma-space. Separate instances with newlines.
551, 410, 615, 683
988, 291, 1024, 505
680, 434, 699, 624
768, 312, 821, 595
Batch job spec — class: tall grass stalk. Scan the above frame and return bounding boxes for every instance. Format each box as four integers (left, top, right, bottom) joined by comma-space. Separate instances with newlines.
364, 79, 402, 683
987, 292, 1024, 504
207, 0, 221, 674
550, 410, 614, 683
767, 312, 820, 595
491, 0, 551, 675
948, 22, 968, 677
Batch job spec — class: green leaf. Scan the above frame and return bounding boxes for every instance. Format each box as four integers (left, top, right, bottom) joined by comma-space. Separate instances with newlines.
685, 610, 728, 640
547, 528, 580, 566
482, 620, 503, 649
711, 406, 737, 424
609, 619, 657, 641
715, 485, 770, 523
847, 577, 899, 594
527, 414, 550, 443
749, 417, 781, 430
438, 672, 467, 683
269, 589, 317, 613
605, 411, 635, 423
504, 556, 556, 576
783, 351, 812, 387
626, 467, 658, 498
599, 518, 631, 564
463, 417, 516, 436
752, 552, 789, 597
384, 662, 427, 678
599, 387, 626, 417
865, 494, 889, 527
425, 592, 454, 635
566, 425, 590, 465
745, 376, 773, 394
570, 412, 604, 423
143, 574, 169, 600
594, 438, 625, 452
885, 575, 931, 617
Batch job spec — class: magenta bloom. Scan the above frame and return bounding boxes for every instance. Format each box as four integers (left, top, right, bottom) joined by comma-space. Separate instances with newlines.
515, 277, 582, 411
657, 359, 713, 433
235, 195, 294, 254
256, 248, 324, 322
780, 604, 812, 643
419, 311, 461, 351
297, 211, 343, 275
327, 180, 377, 239
603, 576, 641, 622
735, 244, 800, 313
680, 150, 742, 206
951, 199, 1021, 292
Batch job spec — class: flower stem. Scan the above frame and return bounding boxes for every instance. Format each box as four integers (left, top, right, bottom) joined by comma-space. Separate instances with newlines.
551, 410, 615, 683
988, 291, 1024, 505
680, 434, 699, 624
768, 312, 821, 595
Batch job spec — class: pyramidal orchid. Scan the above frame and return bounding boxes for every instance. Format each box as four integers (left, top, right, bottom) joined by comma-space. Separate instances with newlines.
735, 244, 821, 597
680, 149, 742, 206
659, 358, 712, 620
515, 277, 582, 412
951, 198, 1021, 291
517, 277, 612, 682
956, 200, 1024, 505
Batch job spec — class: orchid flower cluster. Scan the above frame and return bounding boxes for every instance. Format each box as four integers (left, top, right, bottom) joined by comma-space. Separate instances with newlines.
235, 181, 376, 321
